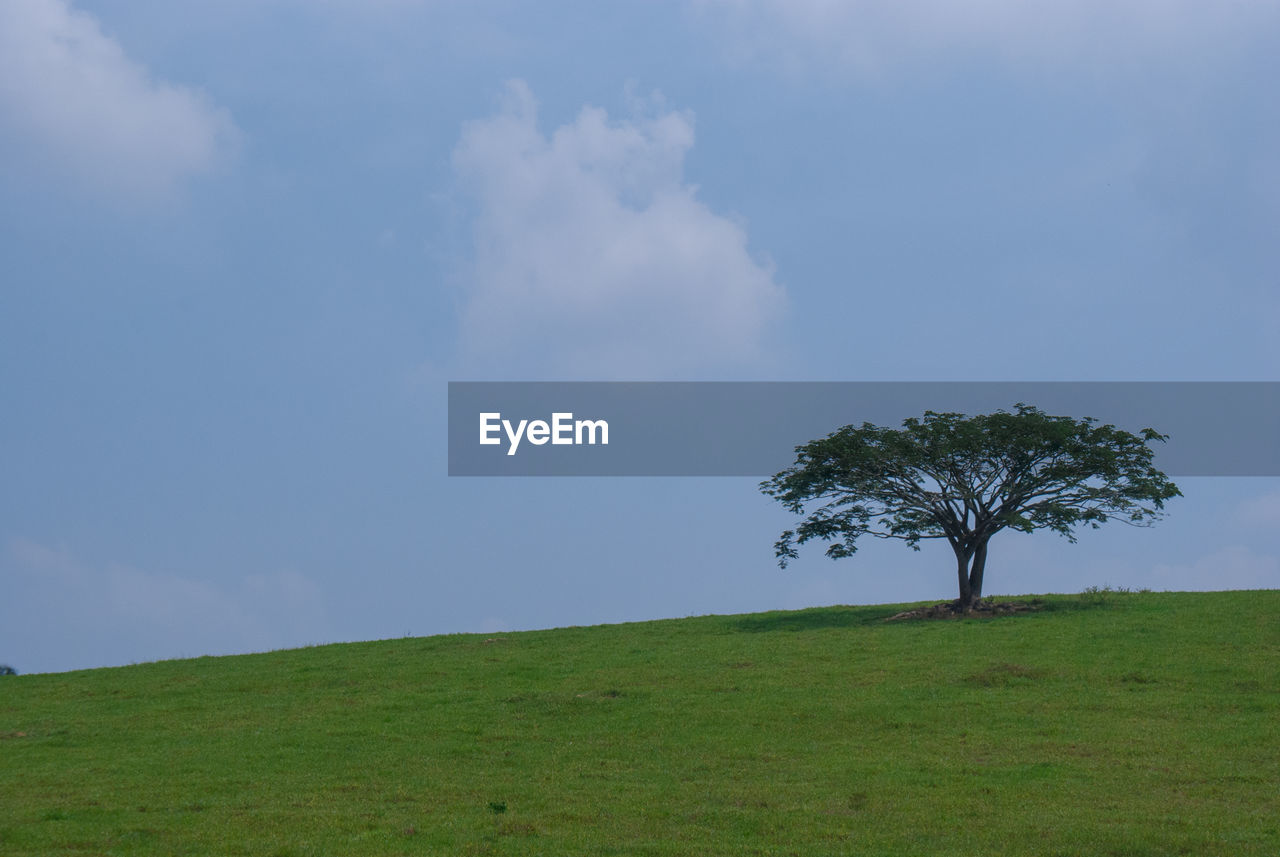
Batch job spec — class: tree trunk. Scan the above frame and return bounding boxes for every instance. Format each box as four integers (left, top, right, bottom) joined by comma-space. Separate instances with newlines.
953, 544, 974, 609
968, 538, 989, 605
952, 538, 991, 613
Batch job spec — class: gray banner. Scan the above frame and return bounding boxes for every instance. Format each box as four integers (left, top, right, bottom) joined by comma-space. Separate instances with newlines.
447, 382, 1280, 476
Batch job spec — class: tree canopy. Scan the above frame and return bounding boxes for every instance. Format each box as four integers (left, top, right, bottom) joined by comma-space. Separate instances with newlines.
760, 404, 1181, 610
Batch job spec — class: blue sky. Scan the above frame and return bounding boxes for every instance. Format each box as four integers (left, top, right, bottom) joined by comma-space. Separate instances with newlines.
2, 0, 1277, 674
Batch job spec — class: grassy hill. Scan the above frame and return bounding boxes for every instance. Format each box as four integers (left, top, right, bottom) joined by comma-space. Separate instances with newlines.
2, 590, 1277, 856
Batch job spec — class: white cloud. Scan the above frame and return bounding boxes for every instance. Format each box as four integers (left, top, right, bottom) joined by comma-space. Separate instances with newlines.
0, 0, 239, 198
452, 80, 785, 378
692, 0, 1279, 77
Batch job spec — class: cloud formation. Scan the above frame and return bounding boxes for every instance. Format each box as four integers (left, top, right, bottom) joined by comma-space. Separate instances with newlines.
0, 0, 238, 197
452, 80, 785, 378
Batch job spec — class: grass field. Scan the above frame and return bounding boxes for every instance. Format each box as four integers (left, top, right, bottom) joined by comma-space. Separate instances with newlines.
2, 589, 1278, 856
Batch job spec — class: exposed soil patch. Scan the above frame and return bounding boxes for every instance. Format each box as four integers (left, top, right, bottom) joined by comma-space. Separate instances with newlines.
885, 599, 1044, 621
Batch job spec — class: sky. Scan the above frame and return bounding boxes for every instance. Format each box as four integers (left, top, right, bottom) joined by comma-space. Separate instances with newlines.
2, 0, 1278, 674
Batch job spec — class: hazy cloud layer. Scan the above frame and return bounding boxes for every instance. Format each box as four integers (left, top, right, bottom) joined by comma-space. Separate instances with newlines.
1238, 489, 1280, 529
0, 0, 238, 197
452, 81, 785, 378
693, 0, 1279, 76
1151, 545, 1280, 592
1, 539, 327, 673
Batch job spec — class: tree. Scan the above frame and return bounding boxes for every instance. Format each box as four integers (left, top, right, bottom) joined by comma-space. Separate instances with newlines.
760, 404, 1181, 611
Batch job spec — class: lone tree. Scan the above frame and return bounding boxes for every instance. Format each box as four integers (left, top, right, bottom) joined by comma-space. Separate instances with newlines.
760, 404, 1180, 611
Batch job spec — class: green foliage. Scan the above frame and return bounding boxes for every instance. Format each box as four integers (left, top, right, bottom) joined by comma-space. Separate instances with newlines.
761, 404, 1181, 603
1, 591, 1278, 855
1080, 583, 1153, 606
